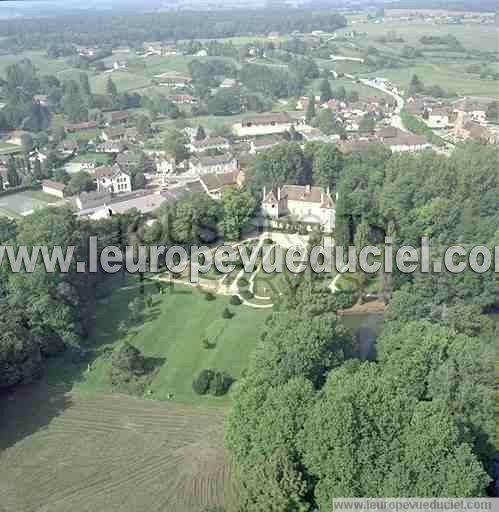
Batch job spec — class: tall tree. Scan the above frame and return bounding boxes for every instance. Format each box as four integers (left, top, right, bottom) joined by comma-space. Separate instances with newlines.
319, 78, 332, 103
6, 157, 20, 187
305, 94, 316, 124
106, 76, 118, 98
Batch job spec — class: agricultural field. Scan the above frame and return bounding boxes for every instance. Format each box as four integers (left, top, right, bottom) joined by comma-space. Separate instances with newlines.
332, 18, 499, 98
0, 384, 236, 512
338, 18, 498, 53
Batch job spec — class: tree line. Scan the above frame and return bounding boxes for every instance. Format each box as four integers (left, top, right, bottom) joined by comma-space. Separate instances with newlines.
0, 9, 346, 52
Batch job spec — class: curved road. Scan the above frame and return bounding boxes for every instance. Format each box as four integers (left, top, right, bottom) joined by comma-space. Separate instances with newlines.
343, 73, 407, 131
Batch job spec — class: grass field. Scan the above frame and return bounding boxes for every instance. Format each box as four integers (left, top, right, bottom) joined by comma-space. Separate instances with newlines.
0, 50, 76, 77
46, 275, 271, 406
339, 19, 498, 53
0, 143, 22, 156
0, 383, 236, 512
332, 19, 499, 98
365, 63, 499, 97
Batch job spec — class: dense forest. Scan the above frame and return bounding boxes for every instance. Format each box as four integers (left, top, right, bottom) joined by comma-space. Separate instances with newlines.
0, 9, 347, 52
226, 141, 497, 507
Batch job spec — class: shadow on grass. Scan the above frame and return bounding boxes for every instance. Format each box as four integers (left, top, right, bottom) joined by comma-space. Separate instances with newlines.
0, 383, 73, 451
44, 274, 165, 389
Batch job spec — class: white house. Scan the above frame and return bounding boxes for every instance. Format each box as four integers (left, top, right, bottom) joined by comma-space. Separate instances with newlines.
377, 127, 430, 152
95, 165, 132, 194
233, 112, 295, 137
220, 78, 238, 89
249, 135, 283, 154
188, 154, 238, 177
42, 180, 66, 199
261, 184, 336, 232
424, 107, 451, 129
189, 136, 230, 154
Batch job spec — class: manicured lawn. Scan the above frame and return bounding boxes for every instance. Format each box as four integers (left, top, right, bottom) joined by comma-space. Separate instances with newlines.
46, 275, 271, 406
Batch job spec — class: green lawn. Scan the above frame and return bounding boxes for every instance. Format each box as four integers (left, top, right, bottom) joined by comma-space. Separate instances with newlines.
72, 152, 112, 164
0, 143, 21, 155
45, 275, 271, 406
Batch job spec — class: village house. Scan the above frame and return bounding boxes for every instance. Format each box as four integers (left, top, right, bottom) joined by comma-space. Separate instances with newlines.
64, 121, 99, 133
96, 140, 126, 154
156, 74, 193, 88
188, 154, 238, 176
460, 121, 497, 144
337, 138, 378, 154
76, 190, 112, 211
6, 131, 28, 146
102, 127, 126, 142
424, 107, 452, 129
104, 111, 129, 126
95, 165, 132, 194
170, 93, 196, 104
42, 180, 66, 199
198, 171, 242, 199
249, 135, 283, 154
64, 160, 97, 175
452, 99, 488, 124
189, 136, 230, 154
33, 94, 49, 107
113, 60, 128, 71
233, 112, 295, 137
79, 190, 166, 220
59, 139, 79, 155
220, 78, 238, 89
261, 184, 336, 232
377, 127, 430, 152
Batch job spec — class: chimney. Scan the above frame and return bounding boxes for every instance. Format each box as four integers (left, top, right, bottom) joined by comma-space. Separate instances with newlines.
305, 184, 311, 194
263, 186, 267, 200
327, 186, 330, 197
277, 187, 281, 201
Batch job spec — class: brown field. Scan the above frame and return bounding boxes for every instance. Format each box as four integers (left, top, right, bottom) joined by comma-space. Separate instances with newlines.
0, 384, 236, 512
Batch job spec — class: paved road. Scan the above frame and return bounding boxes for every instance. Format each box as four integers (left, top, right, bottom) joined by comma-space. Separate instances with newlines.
358, 77, 407, 131
342, 73, 407, 131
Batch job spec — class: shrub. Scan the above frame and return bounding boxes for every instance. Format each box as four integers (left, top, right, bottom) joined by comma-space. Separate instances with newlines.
193, 369, 234, 396
240, 289, 254, 301
192, 369, 215, 395
333, 289, 356, 310
209, 371, 234, 396
202, 338, 216, 349
204, 291, 216, 301
109, 342, 146, 386
238, 277, 249, 288
222, 307, 233, 319
230, 295, 242, 306
145, 295, 153, 308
